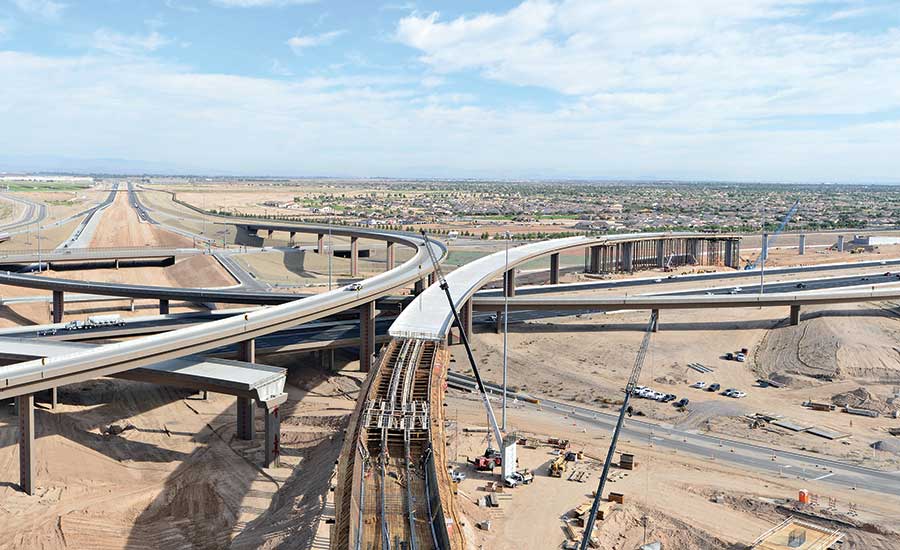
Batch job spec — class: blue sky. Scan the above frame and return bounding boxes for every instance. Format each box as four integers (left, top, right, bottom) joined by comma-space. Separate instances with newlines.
1, 0, 900, 181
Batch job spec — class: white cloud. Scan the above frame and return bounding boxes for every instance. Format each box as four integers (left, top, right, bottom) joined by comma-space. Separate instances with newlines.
2, 48, 899, 181
92, 29, 172, 57
0, 20, 11, 40
13, 0, 66, 19
212, 0, 318, 7
287, 30, 345, 54
395, 0, 900, 123
269, 58, 293, 76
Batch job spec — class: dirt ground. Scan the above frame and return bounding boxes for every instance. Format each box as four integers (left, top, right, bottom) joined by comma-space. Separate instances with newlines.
445, 392, 900, 550
0, 359, 362, 549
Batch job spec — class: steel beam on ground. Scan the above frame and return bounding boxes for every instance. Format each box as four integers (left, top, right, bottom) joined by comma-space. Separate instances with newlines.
350, 237, 359, 277
52, 290, 63, 324
159, 299, 170, 315
17, 393, 34, 495
236, 339, 256, 441
358, 301, 375, 372
790, 304, 801, 326
386, 242, 395, 271
504, 268, 516, 297
550, 253, 560, 284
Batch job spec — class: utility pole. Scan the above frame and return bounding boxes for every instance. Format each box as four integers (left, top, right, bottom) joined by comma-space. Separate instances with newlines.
502, 231, 510, 431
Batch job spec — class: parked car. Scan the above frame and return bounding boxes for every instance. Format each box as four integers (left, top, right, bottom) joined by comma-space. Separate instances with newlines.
723, 388, 738, 397
674, 398, 690, 408
730, 390, 747, 398
662, 393, 677, 402
735, 353, 746, 362
691, 381, 707, 389
707, 383, 721, 392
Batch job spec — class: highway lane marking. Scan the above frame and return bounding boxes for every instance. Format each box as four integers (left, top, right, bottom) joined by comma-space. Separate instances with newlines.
812, 472, 834, 481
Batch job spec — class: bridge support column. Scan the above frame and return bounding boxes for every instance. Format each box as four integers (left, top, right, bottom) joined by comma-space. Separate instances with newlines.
263, 405, 281, 468
550, 253, 560, 284
359, 301, 375, 372
837, 235, 845, 252
317, 234, 324, 254
386, 242, 395, 271
114, 259, 119, 270
495, 310, 502, 334
504, 269, 516, 297
289, 231, 296, 246
798, 234, 806, 255
49, 388, 57, 409
52, 290, 64, 324
159, 299, 170, 315
428, 272, 437, 286
651, 309, 659, 332
17, 393, 34, 495
236, 340, 256, 441
589, 246, 601, 274
790, 304, 801, 326
320, 349, 335, 372
350, 237, 359, 277
656, 240, 665, 268
413, 279, 425, 295
460, 299, 473, 340
622, 242, 634, 273
761, 233, 769, 263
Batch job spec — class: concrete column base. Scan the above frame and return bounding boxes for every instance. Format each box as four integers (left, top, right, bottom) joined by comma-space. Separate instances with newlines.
790, 304, 801, 326
264, 406, 281, 468
236, 397, 255, 440
651, 309, 659, 332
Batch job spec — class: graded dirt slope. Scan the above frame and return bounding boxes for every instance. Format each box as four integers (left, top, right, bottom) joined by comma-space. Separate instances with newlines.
90, 191, 192, 248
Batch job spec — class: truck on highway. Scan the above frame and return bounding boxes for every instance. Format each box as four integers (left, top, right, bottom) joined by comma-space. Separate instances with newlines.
64, 315, 126, 331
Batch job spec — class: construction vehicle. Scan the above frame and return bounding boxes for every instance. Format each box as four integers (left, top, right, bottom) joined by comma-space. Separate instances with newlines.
550, 454, 568, 477
579, 312, 658, 550
421, 231, 519, 486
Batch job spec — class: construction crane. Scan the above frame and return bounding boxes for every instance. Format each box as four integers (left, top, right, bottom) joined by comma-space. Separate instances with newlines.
745, 199, 801, 270
420, 231, 517, 483
579, 311, 658, 550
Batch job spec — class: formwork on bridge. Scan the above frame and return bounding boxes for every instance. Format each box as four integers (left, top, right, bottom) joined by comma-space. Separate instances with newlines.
586, 235, 741, 274
333, 338, 458, 550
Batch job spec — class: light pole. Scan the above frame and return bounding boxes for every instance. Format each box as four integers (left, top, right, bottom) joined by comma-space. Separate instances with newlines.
502, 231, 510, 431
328, 222, 333, 291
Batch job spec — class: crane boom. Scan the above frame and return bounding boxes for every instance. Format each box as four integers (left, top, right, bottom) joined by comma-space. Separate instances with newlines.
579, 311, 658, 550
420, 232, 505, 451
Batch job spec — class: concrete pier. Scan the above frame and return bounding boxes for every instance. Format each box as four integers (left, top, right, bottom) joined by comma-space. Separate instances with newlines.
799, 234, 806, 255
386, 242, 395, 271
504, 268, 516, 297
350, 237, 359, 277
460, 299, 473, 340
359, 301, 375, 372
52, 290, 64, 323
236, 340, 256, 440
837, 235, 845, 252
549, 253, 560, 284
790, 304, 801, 326
159, 299, 170, 315
17, 393, 34, 495
317, 233, 324, 254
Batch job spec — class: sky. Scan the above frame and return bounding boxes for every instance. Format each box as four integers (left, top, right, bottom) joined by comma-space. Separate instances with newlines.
1, 0, 899, 182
